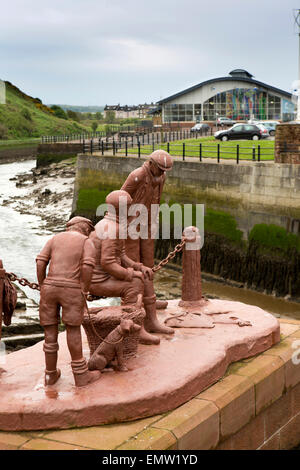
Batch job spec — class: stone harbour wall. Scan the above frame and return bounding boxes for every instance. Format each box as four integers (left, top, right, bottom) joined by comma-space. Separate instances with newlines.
73, 154, 300, 219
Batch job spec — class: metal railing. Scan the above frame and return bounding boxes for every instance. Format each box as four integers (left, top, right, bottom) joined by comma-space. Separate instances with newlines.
81, 137, 274, 163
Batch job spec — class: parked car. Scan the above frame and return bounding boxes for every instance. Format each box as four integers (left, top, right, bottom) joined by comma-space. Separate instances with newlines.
190, 123, 210, 133
214, 123, 269, 141
256, 121, 279, 136
217, 116, 236, 126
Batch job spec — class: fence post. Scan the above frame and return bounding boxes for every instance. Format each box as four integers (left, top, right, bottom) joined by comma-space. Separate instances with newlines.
125, 139, 128, 157
90, 139, 93, 155
217, 143, 220, 163
138, 141, 141, 158
199, 143, 202, 162
258, 145, 261, 162
252, 146, 256, 161
101, 140, 104, 156
167, 142, 170, 154
152, 141, 155, 152
83, 139, 85, 154
182, 142, 185, 161
113, 140, 116, 156
236, 144, 239, 164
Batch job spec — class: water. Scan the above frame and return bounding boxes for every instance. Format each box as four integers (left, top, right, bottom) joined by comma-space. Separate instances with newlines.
0, 159, 52, 302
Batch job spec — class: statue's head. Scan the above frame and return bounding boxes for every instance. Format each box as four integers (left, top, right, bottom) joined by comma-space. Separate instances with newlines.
119, 319, 141, 336
66, 216, 95, 236
105, 190, 132, 217
149, 150, 173, 176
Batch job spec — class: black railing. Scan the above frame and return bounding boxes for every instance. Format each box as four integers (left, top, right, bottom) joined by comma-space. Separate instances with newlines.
41, 126, 216, 144
81, 137, 274, 163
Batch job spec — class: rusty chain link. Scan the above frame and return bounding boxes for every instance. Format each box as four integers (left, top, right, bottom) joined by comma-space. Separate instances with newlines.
5, 236, 186, 299
152, 237, 186, 273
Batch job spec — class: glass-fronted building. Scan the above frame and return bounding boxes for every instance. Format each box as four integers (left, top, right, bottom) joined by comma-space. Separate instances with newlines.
158, 70, 295, 123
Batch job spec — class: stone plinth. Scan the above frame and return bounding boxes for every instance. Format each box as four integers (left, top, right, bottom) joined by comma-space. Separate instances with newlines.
0, 299, 279, 432
275, 122, 300, 164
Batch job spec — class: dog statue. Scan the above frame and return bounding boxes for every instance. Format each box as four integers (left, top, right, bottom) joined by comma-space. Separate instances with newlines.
88, 319, 141, 372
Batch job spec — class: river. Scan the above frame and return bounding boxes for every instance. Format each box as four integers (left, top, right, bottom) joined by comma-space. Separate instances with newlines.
1, 158, 300, 319
0, 159, 51, 302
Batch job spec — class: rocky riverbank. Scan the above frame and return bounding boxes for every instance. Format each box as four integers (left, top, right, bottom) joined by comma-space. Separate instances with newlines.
1, 159, 75, 232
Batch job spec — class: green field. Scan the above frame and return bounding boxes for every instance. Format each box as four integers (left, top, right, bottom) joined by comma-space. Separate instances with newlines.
128, 136, 275, 161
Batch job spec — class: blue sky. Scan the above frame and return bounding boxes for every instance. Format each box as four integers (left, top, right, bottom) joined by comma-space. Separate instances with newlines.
0, 0, 299, 105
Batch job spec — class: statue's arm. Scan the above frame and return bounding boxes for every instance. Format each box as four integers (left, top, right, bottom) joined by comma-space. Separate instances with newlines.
36, 238, 52, 286
80, 239, 96, 294
101, 239, 134, 281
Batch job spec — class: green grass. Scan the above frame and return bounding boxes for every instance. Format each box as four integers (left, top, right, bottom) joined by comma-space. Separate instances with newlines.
128, 136, 275, 161
0, 82, 92, 139
0, 137, 41, 150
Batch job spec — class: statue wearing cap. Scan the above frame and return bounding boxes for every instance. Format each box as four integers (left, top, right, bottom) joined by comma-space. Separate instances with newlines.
121, 150, 175, 345
36, 216, 101, 387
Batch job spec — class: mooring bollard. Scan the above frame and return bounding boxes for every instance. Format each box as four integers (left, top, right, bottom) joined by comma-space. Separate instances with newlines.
179, 226, 205, 308
0, 260, 5, 340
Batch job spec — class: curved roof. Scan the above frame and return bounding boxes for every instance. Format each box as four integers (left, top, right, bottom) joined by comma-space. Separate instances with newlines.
158, 71, 292, 104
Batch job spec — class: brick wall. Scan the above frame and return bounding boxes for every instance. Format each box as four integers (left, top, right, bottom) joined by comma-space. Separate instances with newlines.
275, 123, 300, 164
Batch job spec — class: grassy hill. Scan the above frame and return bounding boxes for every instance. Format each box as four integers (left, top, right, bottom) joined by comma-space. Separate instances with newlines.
0, 82, 90, 139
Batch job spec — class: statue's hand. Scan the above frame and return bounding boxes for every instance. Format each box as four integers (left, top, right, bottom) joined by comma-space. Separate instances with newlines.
141, 266, 153, 280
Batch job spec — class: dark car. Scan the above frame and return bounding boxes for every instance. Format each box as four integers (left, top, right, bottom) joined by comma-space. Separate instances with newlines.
190, 123, 210, 133
214, 123, 268, 141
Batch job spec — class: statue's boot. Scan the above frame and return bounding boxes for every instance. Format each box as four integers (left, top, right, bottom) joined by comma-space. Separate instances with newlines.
156, 300, 168, 310
71, 358, 101, 387
139, 324, 160, 345
44, 342, 61, 386
144, 297, 175, 335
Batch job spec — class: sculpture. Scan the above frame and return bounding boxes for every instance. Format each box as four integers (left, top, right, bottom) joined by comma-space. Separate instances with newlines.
121, 150, 175, 344
89, 190, 157, 345
88, 318, 141, 372
36, 216, 101, 387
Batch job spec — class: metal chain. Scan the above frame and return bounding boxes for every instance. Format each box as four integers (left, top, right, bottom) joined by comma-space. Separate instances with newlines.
6, 272, 40, 291
152, 237, 186, 273
5, 236, 186, 297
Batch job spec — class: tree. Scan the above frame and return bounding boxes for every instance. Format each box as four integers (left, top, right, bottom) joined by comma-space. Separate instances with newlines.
105, 110, 116, 123
50, 105, 68, 120
91, 121, 98, 133
67, 109, 81, 122
95, 112, 103, 120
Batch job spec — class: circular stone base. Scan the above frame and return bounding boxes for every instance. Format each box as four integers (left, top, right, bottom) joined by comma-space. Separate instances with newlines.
0, 299, 280, 431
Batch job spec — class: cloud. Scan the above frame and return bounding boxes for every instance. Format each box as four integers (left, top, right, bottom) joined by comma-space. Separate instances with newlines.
0, 0, 298, 104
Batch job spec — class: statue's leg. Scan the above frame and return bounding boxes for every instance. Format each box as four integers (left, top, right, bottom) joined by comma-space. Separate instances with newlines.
43, 324, 61, 386
141, 238, 174, 335
39, 285, 61, 385
61, 289, 100, 387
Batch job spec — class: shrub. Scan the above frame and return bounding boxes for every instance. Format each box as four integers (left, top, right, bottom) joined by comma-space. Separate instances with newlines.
21, 108, 32, 121
0, 123, 8, 139
50, 105, 68, 120
249, 223, 300, 253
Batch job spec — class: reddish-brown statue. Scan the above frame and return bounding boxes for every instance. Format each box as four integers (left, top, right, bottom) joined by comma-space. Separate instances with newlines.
121, 150, 174, 344
36, 216, 101, 387
89, 190, 156, 344
88, 318, 141, 372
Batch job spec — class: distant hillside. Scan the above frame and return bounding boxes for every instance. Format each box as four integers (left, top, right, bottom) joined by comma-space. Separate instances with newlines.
49, 104, 105, 113
0, 82, 90, 139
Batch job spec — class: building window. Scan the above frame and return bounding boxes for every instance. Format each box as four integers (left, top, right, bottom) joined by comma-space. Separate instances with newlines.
203, 88, 270, 121
164, 103, 195, 122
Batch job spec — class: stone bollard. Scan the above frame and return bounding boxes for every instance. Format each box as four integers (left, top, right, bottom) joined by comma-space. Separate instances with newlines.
179, 226, 206, 308
0, 260, 4, 341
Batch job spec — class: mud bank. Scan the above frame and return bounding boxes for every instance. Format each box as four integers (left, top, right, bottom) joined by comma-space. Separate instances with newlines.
2, 159, 75, 232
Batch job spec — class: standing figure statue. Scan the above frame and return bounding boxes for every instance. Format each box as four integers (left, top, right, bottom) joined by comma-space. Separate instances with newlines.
36, 216, 101, 387
89, 190, 155, 343
121, 150, 174, 344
